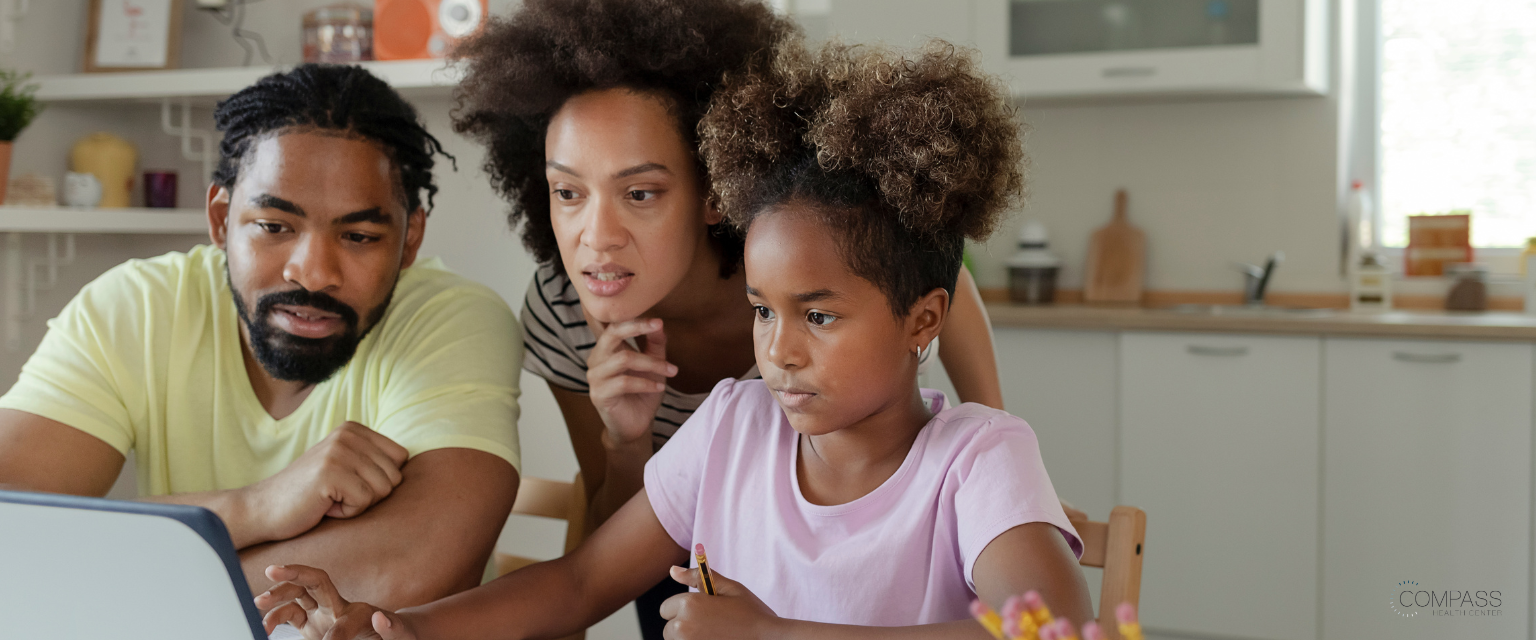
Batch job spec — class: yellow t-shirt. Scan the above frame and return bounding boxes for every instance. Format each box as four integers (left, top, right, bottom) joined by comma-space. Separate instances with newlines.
0, 245, 522, 496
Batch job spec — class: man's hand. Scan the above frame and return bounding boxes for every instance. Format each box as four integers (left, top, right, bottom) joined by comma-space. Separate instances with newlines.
660, 564, 783, 640
587, 318, 675, 450
256, 565, 418, 640
240, 422, 409, 546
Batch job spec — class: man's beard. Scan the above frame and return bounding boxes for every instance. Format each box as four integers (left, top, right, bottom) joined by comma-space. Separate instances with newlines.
229, 271, 392, 385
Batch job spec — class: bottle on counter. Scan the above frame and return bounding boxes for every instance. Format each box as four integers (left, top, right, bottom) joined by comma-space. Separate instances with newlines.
1347, 180, 1377, 265
1007, 220, 1062, 305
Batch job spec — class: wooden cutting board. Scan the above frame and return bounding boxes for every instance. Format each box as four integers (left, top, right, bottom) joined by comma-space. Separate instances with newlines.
1084, 189, 1146, 304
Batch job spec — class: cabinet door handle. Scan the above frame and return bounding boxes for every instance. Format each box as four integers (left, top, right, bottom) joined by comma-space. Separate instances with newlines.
1103, 66, 1157, 78
1187, 345, 1249, 357
1392, 351, 1462, 364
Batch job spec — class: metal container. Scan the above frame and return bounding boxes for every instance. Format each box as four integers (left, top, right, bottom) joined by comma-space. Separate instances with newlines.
1006, 220, 1062, 304
1009, 265, 1060, 304
303, 4, 373, 64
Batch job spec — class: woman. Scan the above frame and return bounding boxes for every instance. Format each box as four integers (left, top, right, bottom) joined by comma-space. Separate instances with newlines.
451, 1, 1017, 636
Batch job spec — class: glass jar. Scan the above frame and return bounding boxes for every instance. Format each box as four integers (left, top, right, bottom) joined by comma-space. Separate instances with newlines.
303, 4, 373, 64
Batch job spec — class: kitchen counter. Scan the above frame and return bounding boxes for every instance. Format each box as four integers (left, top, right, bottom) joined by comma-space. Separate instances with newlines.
985, 303, 1536, 341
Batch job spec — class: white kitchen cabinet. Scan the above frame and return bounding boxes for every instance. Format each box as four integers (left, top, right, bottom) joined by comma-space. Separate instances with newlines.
828, 0, 977, 48
1321, 338, 1531, 640
992, 329, 1120, 609
971, 0, 1328, 100
1120, 332, 1320, 640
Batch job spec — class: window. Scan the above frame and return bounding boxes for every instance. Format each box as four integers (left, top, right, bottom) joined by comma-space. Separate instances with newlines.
1378, 0, 1536, 249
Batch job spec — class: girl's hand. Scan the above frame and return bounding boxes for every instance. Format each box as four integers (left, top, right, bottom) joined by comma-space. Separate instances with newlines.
660, 565, 782, 640
255, 565, 418, 640
586, 318, 677, 449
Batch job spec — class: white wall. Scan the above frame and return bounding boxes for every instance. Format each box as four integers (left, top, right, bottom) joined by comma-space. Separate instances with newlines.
971, 94, 1343, 294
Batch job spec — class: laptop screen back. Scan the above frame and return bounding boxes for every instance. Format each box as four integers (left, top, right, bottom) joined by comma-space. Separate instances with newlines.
0, 490, 266, 640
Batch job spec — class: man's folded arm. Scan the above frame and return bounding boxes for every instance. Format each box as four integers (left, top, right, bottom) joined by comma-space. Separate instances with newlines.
239, 446, 519, 610
0, 408, 124, 496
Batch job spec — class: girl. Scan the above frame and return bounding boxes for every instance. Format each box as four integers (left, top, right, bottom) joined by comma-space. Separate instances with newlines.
257, 39, 1092, 640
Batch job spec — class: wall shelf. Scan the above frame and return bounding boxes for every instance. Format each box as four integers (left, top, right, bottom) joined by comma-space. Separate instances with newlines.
33, 59, 461, 105
0, 207, 207, 348
0, 207, 207, 234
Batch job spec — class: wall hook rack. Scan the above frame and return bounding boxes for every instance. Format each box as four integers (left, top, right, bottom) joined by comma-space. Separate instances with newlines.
0, 0, 29, 54
160, 98, 214, 185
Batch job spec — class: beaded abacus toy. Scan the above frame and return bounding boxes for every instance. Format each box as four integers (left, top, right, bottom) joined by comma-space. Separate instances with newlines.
970, 591, 1142, 640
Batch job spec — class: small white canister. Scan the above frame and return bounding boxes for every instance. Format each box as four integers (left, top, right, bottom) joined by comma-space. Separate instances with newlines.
61, 172, 103, 208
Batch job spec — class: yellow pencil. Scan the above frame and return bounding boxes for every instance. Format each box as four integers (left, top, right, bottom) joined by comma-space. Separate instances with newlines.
1023, 590, 1055, 628
969, 600, 1007, 640
1002, 594, 1038, 640
1115, 603, 1144, 640
694, 543, 717, 595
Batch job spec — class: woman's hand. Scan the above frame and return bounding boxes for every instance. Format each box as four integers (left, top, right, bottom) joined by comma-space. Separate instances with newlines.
586, 318, 677, 449
255, 565, 419, 640
659, 564, 782, 640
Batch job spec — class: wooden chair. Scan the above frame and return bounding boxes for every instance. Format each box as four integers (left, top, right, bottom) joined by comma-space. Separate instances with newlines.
493, 473, 588, 640
1069, 506, 1147, 640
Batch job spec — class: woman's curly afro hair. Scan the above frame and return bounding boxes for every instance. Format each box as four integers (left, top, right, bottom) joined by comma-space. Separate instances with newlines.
699, 40, 1026, 316
450, 0, 796, 276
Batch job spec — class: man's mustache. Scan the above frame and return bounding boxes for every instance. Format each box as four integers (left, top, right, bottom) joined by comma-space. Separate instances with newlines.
254, 288, 359, 329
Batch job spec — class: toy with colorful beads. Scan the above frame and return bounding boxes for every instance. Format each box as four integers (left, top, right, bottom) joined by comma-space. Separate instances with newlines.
971, 599, 1007, 639
1115, 602, 1144, 640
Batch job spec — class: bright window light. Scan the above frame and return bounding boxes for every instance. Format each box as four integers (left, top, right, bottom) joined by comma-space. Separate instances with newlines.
1379, 0, 1536, 248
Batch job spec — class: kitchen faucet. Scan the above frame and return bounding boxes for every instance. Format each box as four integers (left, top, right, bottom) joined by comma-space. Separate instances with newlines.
1235, 251, 1285, 306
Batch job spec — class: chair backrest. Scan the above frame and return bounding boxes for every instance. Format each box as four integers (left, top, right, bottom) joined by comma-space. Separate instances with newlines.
1069, 505, 1147, 640
495, 473, 588, 640
508, 473, 588, 555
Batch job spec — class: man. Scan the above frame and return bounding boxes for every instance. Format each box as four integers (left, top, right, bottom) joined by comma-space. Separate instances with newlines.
0, 65, 522, 609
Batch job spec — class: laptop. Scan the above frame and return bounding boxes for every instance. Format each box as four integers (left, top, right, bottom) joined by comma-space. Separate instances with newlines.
0, 488, 273, 640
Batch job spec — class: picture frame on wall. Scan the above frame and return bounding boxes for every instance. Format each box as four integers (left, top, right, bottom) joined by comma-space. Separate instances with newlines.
84, 0, 184, 72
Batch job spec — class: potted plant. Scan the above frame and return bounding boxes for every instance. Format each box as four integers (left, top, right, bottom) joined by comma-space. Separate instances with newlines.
0, 69, 41, 204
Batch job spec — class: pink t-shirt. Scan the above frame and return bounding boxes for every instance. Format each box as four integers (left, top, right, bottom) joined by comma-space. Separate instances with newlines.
644, 378, 1082, 627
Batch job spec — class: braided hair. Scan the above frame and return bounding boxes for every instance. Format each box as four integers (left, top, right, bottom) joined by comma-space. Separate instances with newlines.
212, 64, 452, 213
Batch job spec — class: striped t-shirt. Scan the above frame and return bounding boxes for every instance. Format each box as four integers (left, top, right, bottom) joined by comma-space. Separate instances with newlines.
520, 263, 761, 449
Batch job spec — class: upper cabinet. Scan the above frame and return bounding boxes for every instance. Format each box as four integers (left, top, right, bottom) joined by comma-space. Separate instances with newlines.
827, 0, 980, 49
970, 0, 1329, 100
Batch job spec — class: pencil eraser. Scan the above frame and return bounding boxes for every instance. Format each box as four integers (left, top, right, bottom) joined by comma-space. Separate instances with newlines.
1002, 617, 1020, 638
970, 600, 990, 618
1024, 590, 1045, 610
1002, 594, 1024, 619
1116, 602, 1138, 623
1053, 619, 1077, 640
1039, 621, 1059, 640
695, 543, 705, 555
1082, 621, 1104, 640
